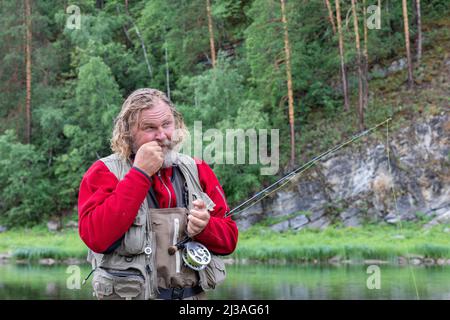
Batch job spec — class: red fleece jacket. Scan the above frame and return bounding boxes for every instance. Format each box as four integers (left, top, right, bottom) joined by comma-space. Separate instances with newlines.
78, 157, 238, 255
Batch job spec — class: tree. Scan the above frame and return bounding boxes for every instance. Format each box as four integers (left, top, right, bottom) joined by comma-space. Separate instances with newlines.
123, 0, 153, 81
324, 0, 337, 35
362, 0, 369, 109
280, 0, 296, 167
0, 130, 53, 227
415, 0, 422, 64
164, 39, 171, 100
206, 0, 217, 68
351, 0, 365, 130
176, 55, 270, 205
0, 1, 26, 136
402, 0, 414, 88
24, 0, 32, 144
335, 0, 350, 111
53, 56, 122, 210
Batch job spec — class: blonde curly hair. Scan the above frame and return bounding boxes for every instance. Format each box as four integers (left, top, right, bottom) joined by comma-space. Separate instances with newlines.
111, 88, 187, 160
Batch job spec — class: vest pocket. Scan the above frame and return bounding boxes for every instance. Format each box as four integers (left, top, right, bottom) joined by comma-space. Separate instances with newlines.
151, 208, 198, 289
93, 267, 145, 300
198, 255, 227, 291
117, 214, 146, 256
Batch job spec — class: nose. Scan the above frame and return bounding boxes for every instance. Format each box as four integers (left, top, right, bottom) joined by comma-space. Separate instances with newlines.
154, 127, 167, 141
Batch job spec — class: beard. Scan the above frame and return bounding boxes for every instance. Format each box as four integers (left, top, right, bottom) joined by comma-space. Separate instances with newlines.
159, 138, 180, 168
131, 130, 186, 168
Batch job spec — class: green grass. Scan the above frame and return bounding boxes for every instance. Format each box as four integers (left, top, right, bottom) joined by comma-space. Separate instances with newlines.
0, 225, 87, 261
1, 222, 448, 263
231, 223, 450, 263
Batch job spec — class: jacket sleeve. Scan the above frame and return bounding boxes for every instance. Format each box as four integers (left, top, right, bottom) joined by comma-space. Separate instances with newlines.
78, 160, 152, 253
193, 159, 239, 255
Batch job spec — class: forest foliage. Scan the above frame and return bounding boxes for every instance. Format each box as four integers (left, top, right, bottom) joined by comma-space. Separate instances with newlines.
0, 0, 448, 227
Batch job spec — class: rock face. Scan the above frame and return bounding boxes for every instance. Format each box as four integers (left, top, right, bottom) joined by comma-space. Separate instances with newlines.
370, 58, 408, 79
235, 114, 450, 231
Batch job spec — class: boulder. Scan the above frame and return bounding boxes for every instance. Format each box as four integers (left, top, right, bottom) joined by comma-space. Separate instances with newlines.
424, 210, 450, 229
65, 220, 78, 229
39, 258, 56, 266
47, 220, 62, 232
387, 58, 407, 73
290, 215, 309, 230
270, 220, 289, 232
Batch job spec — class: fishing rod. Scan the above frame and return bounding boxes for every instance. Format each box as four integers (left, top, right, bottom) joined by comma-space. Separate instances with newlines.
171, 117, 392, 271
226, 117, 392, 218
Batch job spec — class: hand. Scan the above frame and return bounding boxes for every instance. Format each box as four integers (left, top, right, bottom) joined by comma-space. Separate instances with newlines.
187, 199, 210, 238
133, 141, 164, 177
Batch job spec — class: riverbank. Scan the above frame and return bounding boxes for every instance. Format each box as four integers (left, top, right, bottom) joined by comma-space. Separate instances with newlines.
234, 223, 450, 266
0, 223, 449, 265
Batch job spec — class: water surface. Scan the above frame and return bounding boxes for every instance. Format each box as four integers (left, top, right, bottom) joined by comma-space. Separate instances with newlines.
0, 263, 449, 300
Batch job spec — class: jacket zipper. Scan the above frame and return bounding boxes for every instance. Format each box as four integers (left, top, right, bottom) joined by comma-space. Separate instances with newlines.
158, 170, 172, 207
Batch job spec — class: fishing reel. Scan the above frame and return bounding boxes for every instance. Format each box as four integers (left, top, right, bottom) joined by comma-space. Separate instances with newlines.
181, 241, 211, 271
168, 239, 211, 271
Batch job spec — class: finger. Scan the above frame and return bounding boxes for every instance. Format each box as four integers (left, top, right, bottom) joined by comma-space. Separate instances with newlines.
187, 220, 203, 235
188, 214, 207, 228
187, 224, 198, 237
149, 142, 162, 150
192, 199, 206, 209
149, 141, 160, 147
189, 209, 209, 219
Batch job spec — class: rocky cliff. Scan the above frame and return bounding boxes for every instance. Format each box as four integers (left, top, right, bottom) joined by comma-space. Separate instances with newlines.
235, 113, 450, 231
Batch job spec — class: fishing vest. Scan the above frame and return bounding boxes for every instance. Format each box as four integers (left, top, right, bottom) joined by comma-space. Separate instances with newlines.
87, 153, 226, 300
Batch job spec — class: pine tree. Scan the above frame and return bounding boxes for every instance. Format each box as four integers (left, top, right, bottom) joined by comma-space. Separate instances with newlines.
362, 0, 369, 109
335, 0, 350, 111
124, 0, 152, 81
206, 0, 217, 68
280, 0, 296, 167
324, 0, 337, 35
402, 0, 414, 88
415, 0, 422, 64
351, 0, 365, 130
24, 0, 32, 144
0, 1, 25, 136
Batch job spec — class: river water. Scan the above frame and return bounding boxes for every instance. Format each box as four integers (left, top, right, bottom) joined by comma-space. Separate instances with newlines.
0, 263, 449, 299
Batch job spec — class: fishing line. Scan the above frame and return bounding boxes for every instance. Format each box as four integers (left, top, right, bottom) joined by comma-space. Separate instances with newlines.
226, 118, 392, 218
386, 119, 420, 300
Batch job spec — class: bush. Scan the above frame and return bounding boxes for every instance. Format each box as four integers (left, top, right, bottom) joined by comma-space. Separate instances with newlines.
0, 130, 55, 227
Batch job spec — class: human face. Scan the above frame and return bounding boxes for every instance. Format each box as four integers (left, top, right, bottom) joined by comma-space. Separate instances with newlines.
131, 99, 176, 155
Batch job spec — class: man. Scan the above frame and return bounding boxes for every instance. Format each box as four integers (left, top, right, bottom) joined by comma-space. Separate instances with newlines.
78, 88, 238, 300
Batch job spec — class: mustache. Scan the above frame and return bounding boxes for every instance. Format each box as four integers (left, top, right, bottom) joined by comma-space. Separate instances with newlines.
158, 139, 173, 148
